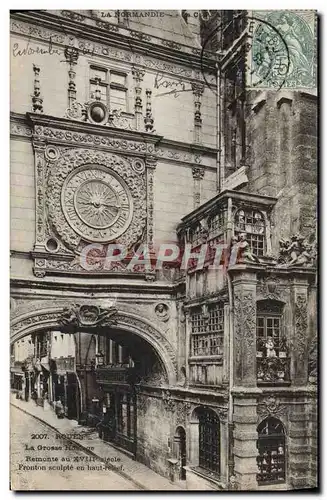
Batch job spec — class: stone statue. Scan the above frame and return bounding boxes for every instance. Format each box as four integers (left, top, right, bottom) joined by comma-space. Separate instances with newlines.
237, 233, 261, 263
266, 336, 277, 358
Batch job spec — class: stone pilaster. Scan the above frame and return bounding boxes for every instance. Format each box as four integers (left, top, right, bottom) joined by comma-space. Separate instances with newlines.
291, 278, 309, 385
232, 396, 259, 490
231, 270, 257, 387
288, 398, 311, 489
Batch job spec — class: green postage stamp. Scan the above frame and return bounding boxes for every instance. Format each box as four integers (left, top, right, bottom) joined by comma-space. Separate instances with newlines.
249, 10, 317, 89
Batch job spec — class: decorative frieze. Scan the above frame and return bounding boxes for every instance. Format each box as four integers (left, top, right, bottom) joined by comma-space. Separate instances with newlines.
59, 303, 118, 328
294, 294, 308, 364
31, 124, 151, 153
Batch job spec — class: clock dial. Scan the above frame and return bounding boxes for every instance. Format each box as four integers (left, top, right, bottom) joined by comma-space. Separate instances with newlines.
61, 165, 133, 243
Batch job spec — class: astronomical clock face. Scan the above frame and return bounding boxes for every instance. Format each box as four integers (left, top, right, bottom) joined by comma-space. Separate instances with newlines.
61, 165, 133, 243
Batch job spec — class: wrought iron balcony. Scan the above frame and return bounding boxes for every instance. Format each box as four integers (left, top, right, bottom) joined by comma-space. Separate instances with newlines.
256, 356, 291, 385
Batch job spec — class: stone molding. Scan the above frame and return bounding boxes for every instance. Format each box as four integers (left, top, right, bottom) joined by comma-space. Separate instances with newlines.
10, 14, 217, 77
10, 113, 218, 168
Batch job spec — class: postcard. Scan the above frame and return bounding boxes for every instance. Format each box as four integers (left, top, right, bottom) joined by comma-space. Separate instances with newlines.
10, 9, 318, 491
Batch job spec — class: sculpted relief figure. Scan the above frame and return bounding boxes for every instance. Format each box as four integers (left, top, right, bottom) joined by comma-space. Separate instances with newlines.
278, 234, 316, 267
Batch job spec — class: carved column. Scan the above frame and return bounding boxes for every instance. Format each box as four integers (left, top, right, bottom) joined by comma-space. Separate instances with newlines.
145, 155, 157, 278
33, 140, 47, 257
144, 89, 154, 132
132, 67, 145, 130
192, 82, 204, 144
230, 270, 258, 489
232, 271, 257, 387
184, 309, 190, 386
192, 166, 204, 209
64, 46, 79, 108
32, 64, 43, 113
292, 279, 309, 386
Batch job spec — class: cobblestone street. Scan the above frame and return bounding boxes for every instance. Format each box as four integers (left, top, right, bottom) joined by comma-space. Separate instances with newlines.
10, 405, 140, 490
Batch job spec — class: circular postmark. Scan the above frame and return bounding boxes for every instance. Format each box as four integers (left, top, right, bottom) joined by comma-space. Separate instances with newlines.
199, 13, 292, 94
251, 11, 315, 89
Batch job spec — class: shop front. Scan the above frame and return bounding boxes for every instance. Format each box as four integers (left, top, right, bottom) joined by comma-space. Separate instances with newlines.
96, 366, 137, 456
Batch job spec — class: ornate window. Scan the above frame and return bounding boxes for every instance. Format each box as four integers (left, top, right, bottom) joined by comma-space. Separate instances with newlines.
198, 408, 220, 474
89, 66, 128, 112
257, 417, 286, 485
234, 208, 265, 256
256, 300, 289, 384
191, 305, 224, 357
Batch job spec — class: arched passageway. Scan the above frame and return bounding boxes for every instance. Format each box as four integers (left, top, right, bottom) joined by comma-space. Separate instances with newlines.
10, 305, 176, 456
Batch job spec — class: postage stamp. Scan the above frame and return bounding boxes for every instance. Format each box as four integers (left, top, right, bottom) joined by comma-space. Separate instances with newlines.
248, 10, 317, 89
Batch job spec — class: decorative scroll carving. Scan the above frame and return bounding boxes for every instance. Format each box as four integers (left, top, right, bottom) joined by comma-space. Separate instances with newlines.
10, 122, 32, 138
34, 144, 46, 246
176, 401, 192, 425
257, 396, 288, 420
162, 390, 176, 412
162, 40, 181, 51
233, 289, 256, 383
256, 276, 287, 302
278, 234, 316, 267
32, 125, 150, 153
308, 333, 317, 383
257, 356, 291, 383
130, 31, 151, 42
146, 159, 156, 251
294, 294, 308, 362
61, 10, 86, 22
59, 304, 118, 328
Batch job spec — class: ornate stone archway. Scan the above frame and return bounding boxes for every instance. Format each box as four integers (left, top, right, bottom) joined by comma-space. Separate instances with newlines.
10, 303, 177, 385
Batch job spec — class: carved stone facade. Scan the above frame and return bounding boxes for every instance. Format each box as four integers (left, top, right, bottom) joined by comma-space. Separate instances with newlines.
10, 9, 317, 492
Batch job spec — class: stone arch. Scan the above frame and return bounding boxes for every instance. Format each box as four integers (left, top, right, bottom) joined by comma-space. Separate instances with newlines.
10, 305, 177, 385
